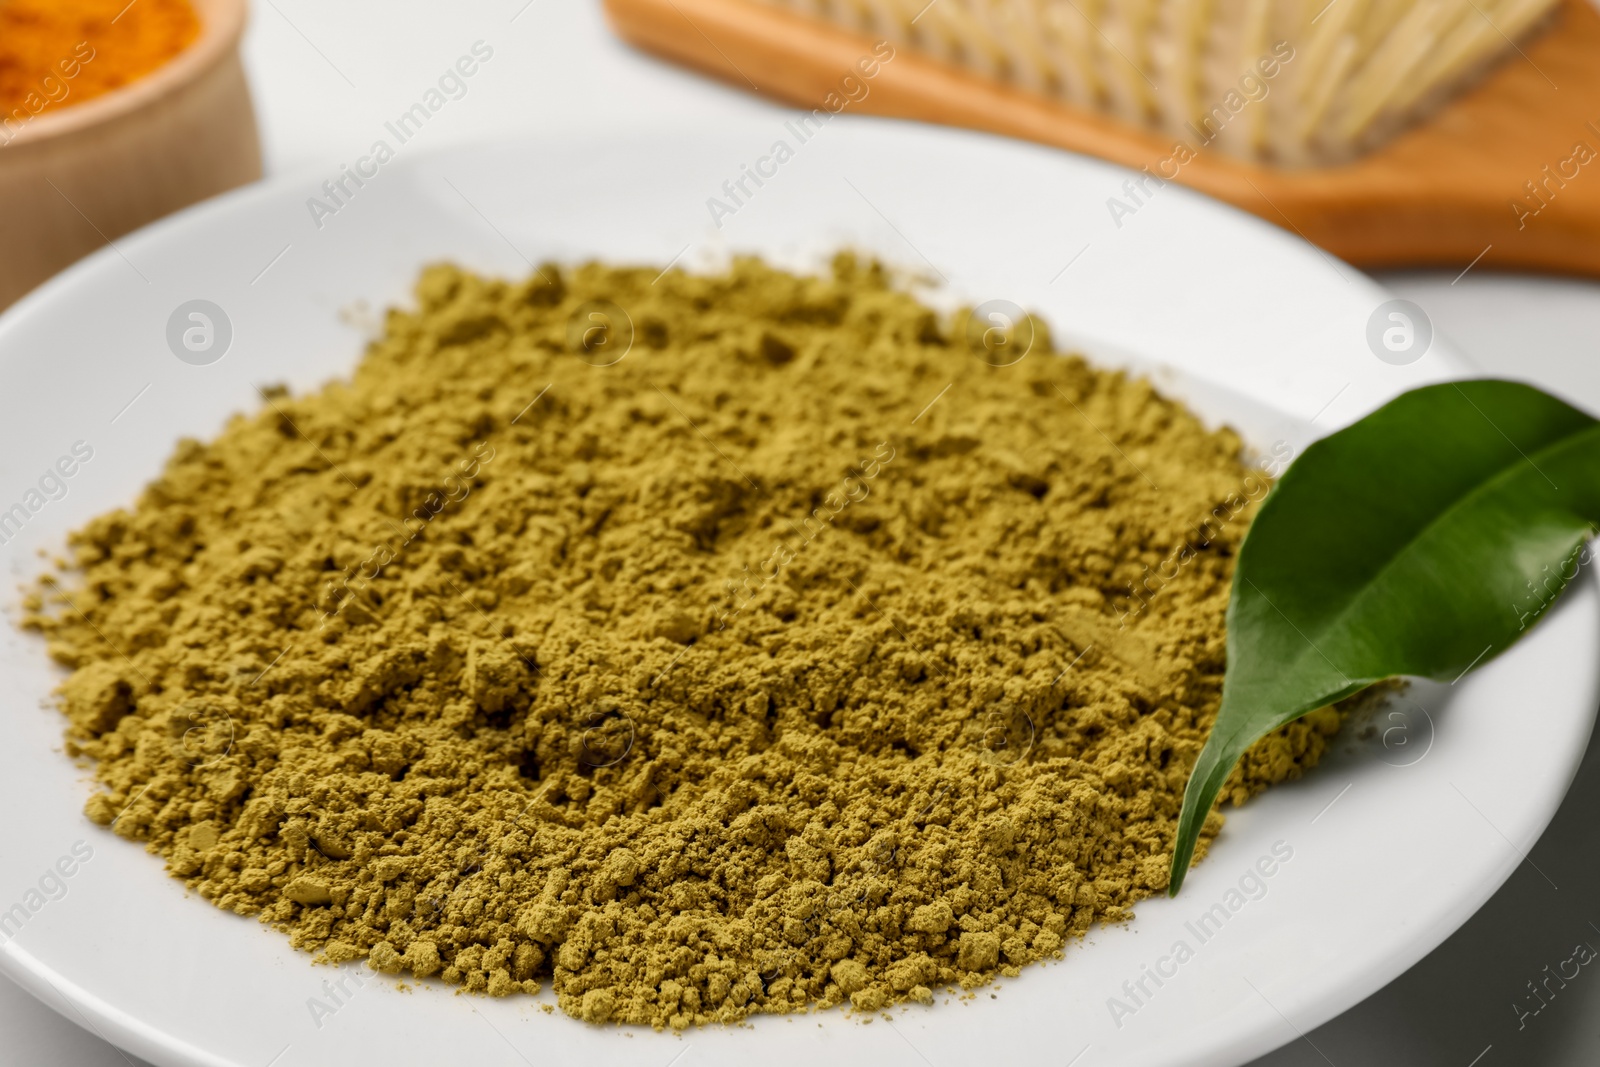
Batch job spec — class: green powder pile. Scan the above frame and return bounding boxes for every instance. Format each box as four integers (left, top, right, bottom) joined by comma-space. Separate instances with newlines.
25, 254, 1339, 1027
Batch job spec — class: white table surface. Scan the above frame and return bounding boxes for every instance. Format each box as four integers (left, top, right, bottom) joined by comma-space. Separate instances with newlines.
5, 2, 1600, 1064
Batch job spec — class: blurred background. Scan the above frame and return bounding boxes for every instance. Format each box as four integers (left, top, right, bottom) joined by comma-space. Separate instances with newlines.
3, 2, 1600, 1064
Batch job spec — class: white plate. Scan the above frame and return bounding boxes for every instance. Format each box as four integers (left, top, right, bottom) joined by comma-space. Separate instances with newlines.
0, 122, 1592, 1067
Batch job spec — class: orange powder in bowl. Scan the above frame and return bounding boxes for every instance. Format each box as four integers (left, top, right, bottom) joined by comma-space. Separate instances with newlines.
0, 0, 200, 118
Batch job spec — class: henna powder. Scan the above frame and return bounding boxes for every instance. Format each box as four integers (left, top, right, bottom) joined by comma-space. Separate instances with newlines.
24, 255, 1340, 1027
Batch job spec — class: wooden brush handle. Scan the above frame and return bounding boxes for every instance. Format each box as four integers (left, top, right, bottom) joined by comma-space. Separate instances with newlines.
606, 0, 1600, 277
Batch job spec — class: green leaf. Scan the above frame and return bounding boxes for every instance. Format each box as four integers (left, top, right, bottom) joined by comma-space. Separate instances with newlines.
1170, 379, 1600, 895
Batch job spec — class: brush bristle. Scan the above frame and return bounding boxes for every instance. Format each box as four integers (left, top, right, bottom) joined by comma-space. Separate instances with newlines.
758, 0, 1561, 162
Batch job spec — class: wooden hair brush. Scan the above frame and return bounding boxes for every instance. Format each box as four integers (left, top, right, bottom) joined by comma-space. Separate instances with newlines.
606, 0, 1600, 276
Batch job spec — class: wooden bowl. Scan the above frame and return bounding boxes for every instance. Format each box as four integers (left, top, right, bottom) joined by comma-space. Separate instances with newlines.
0, 0, 262, 310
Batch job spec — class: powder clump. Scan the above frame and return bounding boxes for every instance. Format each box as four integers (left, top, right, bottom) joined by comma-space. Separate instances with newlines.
26, 255, 1338, 1027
